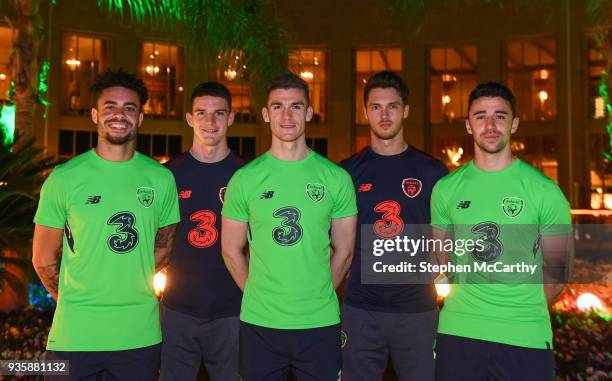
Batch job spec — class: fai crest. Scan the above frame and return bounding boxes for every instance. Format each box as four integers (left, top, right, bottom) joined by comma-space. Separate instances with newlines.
306, 183, 326, 202
136, 187, 155, 208
219, 187, 227, 204
501, 197, 524, 218
402, 178, 422, 198
340, 331, 347, 348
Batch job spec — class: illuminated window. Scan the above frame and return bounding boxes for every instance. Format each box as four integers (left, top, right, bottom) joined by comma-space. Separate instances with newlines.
58, 130, 97, 157
289, 49, 328, 123
137, 133, 182, 161
431, 136, 474, 170
506, 38, 557, 121
140, 42, 184, 118
216, 53, 255, 123
589, 134, 612, 209
430, 46, 477, 123
355, 48, 402, 125
587, 35, 606, 119
61, 34, 110, 115
0, 27, 15, 104
306, 137, 328, 157
228, 136, 256, 161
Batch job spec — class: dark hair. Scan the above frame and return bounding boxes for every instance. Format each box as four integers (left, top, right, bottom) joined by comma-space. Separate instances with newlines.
363, 71, 409, 105
90, 68, 148, 106
267, 73, 309, 105
190, 81, 232, 110
468, 82, 516, 117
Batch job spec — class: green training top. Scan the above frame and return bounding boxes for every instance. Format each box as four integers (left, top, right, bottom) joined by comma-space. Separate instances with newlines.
430, 159, 571, 349
34, 149, 180, 351
222, 151, 357, 329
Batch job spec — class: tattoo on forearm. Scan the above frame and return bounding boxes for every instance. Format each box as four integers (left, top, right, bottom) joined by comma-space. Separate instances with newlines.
154, 225, 176, 272
36, 263, 60, 297
155, 225, 175, 249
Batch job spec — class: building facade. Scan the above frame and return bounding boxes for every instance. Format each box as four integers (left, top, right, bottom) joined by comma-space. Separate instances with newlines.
0, 0, 609, 209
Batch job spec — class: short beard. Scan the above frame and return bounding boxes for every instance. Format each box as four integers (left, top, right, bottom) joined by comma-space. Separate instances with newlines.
105, 132, 135, 145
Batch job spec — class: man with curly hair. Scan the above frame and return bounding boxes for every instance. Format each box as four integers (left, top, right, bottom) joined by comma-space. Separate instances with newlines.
32, 69, 180, 380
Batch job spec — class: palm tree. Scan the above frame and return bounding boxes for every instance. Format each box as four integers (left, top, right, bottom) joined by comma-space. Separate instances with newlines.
3, 0, 287, 140
0, 135, 56, 311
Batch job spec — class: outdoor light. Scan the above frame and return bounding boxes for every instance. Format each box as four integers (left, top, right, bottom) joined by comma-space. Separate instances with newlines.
178, 86, 184, 92
595, 96, 605, 119
576, 293, 603, 311
0, 73, 6, 81
154, 271, 166, 295
539, 69, 549, 80
538, 90, 548, 102
435, 282, 450, 298
442, 95, 451, 104
300, 71, 314, 80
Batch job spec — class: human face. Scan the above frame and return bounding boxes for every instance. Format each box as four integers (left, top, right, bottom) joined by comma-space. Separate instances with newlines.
466, 96, 518, 155
91, 86, 143, 146
186, 95, 234, 147
364, 87, 409, 140
262, 88, 313, 143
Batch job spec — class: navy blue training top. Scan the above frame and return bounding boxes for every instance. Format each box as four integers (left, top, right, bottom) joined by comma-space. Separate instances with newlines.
340, 145, 448, 313
162, 150, 245, 319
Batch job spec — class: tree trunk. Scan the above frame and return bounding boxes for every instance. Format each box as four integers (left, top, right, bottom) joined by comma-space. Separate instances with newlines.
9, 0, 42, 143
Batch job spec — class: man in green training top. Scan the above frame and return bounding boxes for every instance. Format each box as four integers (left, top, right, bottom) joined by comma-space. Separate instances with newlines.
221, 73, 357, 381
32, 69, 180, 380
431, 82, 572, 381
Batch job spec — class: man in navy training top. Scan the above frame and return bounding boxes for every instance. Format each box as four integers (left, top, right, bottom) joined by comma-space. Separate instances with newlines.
160, 82, 245, 381
340, 71, 448, 381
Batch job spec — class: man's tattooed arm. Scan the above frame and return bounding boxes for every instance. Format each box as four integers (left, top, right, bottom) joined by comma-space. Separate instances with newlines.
32, 225, 64, 301
154, 223, 177, 272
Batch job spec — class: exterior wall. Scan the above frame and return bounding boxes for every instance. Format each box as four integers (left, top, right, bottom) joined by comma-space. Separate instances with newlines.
14, 0, 610, 208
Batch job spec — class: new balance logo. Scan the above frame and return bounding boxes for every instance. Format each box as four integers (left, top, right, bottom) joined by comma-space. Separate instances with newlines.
260, 191, 275, 199
358, 183, 373, 192
456, 200, 471, 209
86, 195, 101, 204
179, 190, 192, 199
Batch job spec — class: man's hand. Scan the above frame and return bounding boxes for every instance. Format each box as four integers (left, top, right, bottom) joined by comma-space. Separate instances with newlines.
32, 225, 64, 300
155, 224, 177, 272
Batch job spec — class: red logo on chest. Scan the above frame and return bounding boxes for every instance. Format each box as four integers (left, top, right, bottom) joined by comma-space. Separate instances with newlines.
401, 178, 422, 198
179, 190, 192, 199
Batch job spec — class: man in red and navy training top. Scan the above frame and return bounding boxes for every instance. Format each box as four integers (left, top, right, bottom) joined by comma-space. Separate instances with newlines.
160, 82, 245, 381
340, 71, 448, 381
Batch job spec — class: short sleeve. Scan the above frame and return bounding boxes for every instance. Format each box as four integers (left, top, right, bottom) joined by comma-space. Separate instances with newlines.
159, 171, 180, 227
430, 181, 451, 231
331, 169, 357, 219
221, 170, 249, 222
33, 169, 67, 229
539, 181, 572, 236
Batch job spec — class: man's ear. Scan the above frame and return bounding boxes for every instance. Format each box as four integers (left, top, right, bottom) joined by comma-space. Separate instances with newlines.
465, 119, 473, 135
186, 112, 194, 128
227, 111, 235, 127
306, 106, 313, 122
403, 104, 409, 119
91, 108, 98, 124
510, 117, 519, 134
262, 107, 270, 123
